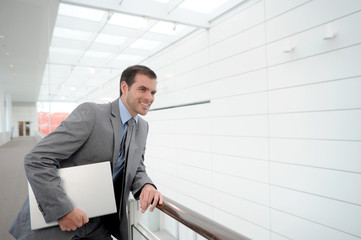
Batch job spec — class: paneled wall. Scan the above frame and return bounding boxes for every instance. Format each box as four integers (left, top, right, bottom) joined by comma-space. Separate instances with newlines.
138, 0, 361, 239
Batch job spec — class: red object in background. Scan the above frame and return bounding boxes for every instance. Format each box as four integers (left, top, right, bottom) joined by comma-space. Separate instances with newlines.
38, 112, 69, 135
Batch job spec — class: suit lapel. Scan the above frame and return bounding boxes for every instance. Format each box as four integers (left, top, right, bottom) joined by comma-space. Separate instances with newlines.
110, 99, 122, 171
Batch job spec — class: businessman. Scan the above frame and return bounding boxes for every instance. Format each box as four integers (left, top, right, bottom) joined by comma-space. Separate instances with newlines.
9, 65, 163, 239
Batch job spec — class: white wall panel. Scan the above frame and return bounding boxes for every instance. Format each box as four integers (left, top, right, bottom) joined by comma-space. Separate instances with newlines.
176, 134, 211, 152
209, 0, 265, 44
177, 164, 212, 188
209, 24, 265, 63
270, 162, 361, 205
271, 186, 361, 237
265, 0, 311, 19
171, 30, 209, 62
210, 69, 267, 99
212, 136, 268, 160
147, 133, 176, 148
173, 66, 210, 90
175, 103, 212, 119
214, 172, 269, 206
172, 84, 210, 106
211, 92, 268, 117
172, 49, 209, 76
270, 233, 289, 240
209, 46, 266, 80
177, 149, 212, 171
269, 110, 361, 140
214, 190, 270, 228
175, 182, 213, 216
213, 208, 270, 240
269, 138, 361, 173
131, 0, 361, 238
268, 44, 361, 89
266, 0, 361, 42
148, 119, 175, 134
269, 77, 361, 113
175, 118, 210, 135
267, 11, 361, 66
212, 115, 268, 137
271, 210, 361, 240
213, 154, 269, 183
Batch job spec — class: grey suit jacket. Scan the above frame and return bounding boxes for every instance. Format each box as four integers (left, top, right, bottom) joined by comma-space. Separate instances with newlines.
9, 99, 154, 240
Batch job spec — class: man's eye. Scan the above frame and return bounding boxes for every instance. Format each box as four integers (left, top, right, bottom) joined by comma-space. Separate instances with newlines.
139, 88, 145, 91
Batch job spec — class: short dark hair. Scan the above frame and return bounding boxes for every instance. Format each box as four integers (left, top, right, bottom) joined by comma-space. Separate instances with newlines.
119, 65, 157, 96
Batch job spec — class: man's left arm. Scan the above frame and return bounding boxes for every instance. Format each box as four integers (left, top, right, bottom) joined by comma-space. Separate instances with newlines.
130, 152, 163, 213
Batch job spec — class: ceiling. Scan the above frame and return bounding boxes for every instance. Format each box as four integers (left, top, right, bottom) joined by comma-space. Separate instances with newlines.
0, 0, 245, 103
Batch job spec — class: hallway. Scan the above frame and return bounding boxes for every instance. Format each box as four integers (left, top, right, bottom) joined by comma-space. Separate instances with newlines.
0, 137, 38, 240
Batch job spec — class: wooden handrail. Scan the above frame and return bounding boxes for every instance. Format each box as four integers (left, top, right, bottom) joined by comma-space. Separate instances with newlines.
156, 196, 251, 240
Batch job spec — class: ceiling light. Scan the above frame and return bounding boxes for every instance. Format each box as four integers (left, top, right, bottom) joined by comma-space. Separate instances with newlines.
89, 67, 96, 74
70, 86, 76, 91
129, 39, 160, 50
53, 27, 92, 41
61, 96, 66, 100
179, 0, 224, 13
50, 47, 82, 55
116, 54, 142, 62
9, 64, 15, 68
58, 3, 105, 22
5, 52, 10, 56
108, 13, 147, 29
0, 35, 4, 39
84, 51, 113, 58
95, 33, 127, 45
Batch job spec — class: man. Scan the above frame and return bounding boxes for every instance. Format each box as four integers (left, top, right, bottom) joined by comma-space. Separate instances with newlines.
9, 65, 163, 239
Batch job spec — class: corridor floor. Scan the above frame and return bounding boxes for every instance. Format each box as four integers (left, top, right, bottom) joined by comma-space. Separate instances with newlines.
0, 137, 38, 240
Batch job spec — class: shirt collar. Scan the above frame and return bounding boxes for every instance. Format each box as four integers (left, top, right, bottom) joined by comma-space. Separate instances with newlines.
118, 98, 138, 125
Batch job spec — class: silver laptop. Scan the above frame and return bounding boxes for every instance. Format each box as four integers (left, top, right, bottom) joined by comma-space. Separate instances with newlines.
29, 161, 117, 230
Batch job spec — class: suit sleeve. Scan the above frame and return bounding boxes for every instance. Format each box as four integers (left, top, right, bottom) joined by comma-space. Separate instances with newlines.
25, 103, 96, 223
130, 121, 155, 199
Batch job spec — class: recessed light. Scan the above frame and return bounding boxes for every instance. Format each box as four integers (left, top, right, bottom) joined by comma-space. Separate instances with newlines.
0, 35, 4, 39
9, 64, 15, 68
70, 86, 76, 91
5, 52, 10, 56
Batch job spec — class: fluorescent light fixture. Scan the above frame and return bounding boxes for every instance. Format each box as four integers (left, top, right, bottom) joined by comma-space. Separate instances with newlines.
84, 50, 113, 58
89, 67, 96, 74
149, 21, 186, 35
129, 39, 160, 50
58, 3, 105, 22
95, 33, 127, 45
108, 13, 147, 29
116, 54, 143, 62
53, 27, 92, 41
50, 47, 82, 55
179, 0, 225, 13
152, 0, 169, 3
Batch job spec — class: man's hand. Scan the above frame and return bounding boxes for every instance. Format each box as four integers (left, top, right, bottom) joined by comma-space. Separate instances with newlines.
58, 207, 89, 231
139, 184, 164, 213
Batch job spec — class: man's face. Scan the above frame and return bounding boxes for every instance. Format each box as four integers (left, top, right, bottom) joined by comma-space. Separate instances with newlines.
121, 73, 157, 116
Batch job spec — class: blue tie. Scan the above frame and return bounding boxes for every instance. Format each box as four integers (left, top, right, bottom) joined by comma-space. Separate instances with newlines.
113, 118, 135, 179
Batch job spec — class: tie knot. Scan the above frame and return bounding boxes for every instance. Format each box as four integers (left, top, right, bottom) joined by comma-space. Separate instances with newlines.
127, 118, 135, 127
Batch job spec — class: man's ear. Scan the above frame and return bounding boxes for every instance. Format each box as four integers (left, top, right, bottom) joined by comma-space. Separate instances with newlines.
121, 81, 128, 94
